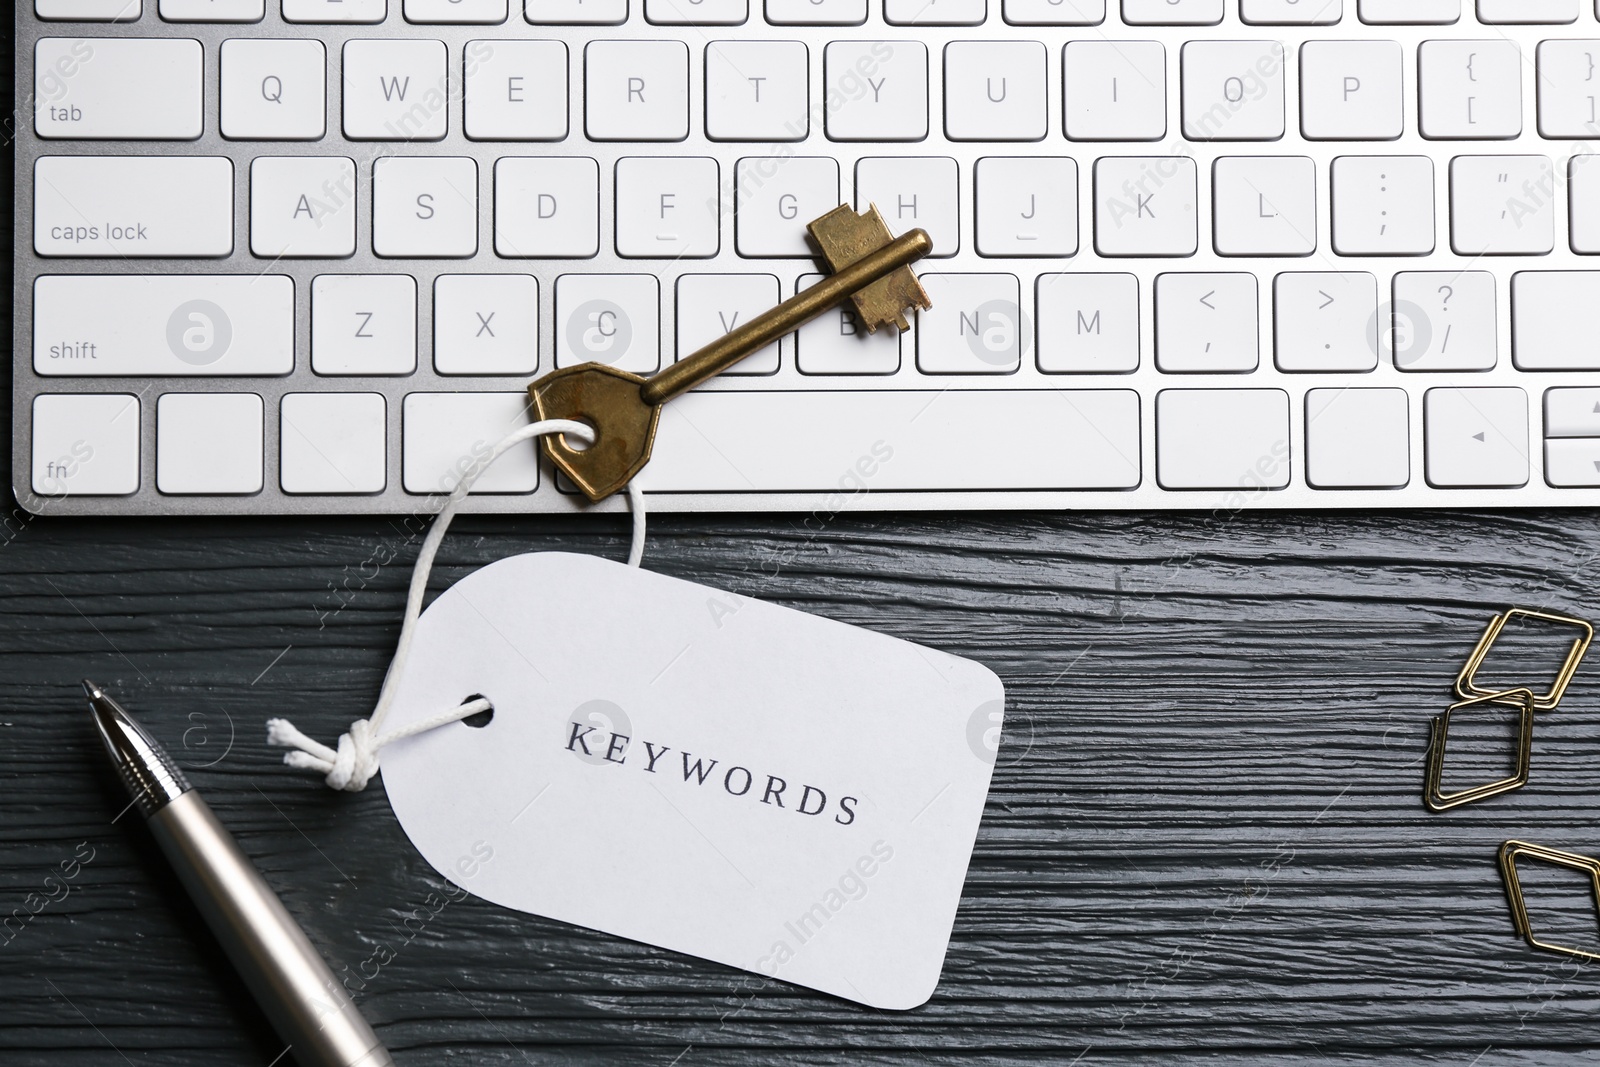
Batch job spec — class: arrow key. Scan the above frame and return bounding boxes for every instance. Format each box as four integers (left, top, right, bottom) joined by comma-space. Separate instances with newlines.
1424, 387, 1528, 488
1543, 387, 1600, 437
1546, 438, 1600, 488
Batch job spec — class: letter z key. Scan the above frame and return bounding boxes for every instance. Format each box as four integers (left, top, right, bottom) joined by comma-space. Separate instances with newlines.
529, 204, 933, 501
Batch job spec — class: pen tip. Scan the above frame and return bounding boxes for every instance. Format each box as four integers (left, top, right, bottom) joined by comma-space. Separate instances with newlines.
84, 681, 190, 813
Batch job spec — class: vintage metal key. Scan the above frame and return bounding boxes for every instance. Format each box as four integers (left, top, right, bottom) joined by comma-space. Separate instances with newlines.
529, 204, 932, 501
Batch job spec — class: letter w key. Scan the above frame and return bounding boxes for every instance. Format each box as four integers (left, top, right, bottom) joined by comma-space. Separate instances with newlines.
530, 204, 932, 501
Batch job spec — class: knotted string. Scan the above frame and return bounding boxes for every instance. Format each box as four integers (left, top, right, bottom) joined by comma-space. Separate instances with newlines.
266, 419, 647, 791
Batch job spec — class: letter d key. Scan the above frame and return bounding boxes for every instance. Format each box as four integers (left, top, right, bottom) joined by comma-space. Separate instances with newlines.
529, 204, 933, 501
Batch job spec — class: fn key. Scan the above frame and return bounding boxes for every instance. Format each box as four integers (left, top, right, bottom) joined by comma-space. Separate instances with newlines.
31, 394, 141, 496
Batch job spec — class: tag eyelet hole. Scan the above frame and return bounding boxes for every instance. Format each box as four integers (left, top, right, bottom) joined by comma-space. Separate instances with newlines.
460, 694, 494, 729
562, 419, 597, 453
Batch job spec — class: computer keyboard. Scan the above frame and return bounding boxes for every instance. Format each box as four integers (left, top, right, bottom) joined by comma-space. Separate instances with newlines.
17, 0, 1600, 516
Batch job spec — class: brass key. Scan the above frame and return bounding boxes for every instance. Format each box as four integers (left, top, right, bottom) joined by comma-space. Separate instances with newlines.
529, 204, 933, 501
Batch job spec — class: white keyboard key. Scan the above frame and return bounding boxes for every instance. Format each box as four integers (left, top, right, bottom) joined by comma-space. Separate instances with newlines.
794, 273, 903, 373
1478, 0, 1575, 22
1424, 388, 1529, 488
221, 40, 326, 140
36, 0, 141, 17
886, 0, 984, 23
735, 156, 839, 257
403, 393, 538, 494
311, 275, 418, 375
494, 157, 599, 258
556, 274, 660, 373
1299, 40, 1404, 140
157, 393, 264, 495
1155, 274, 1259, 373
1544, 388, 1600, 437
434, 274, 539, 375
343, 39, 448, 140
1330, 156, 1435, 255
464, 40, 568, 140
642, 390, 1141, 491
1537, 42, 1600, 139
406, 0, 508, 20
1063, 41, 1166, 141
677, 274, 781, 374
1035, 273, 1140, 374
34, 275, 293, 376
1123, 0, 1220, 23
31, 394, 140, 496
35, 156, 232, 257
916, 274, 1023, 374
764, 0, 864, 23
857, 156, 960, 257
1273, 272, 1378, 372
1450, 156, 1554, 256
825, 42, 928, 141
945, 42, 1048, 142
527, 0, 625, 19
647, 0, 746, 22
35, 38, 201, 140
1094, 156, 1198, 257
160, 0, 262, 18
1546, 439, 1600, 487
616, 156, 720, 259
1513, 272, 1600, 370
280, 393, 387, 494
1306, 388, 1409, 489
1420, 41, 1522, 139
250, 156, 357, 258
1357, 0, 1457, 22
1242, 0, 1340, 23
706, 41, 809, 141
1181, 41, 1286, 141
1156, 390, 1290, 490
1003, 0, 1103, 24
1391, 271, 1496, 371
585, 41, 689, 141
1574, 157, 1600, 252
1212, 156, 1316, 256
373, 156, 479, 258
284, 0, 385, 19
976, 157, 1078, 257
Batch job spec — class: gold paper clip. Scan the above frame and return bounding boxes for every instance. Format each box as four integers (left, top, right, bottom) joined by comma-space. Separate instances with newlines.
1423, 688, 1536, 811
1455, 608, 1594, 711
1498, 840, 1600, 962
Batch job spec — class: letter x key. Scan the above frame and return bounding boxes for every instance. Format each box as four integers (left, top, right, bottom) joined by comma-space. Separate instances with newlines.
529, 204, 933, 501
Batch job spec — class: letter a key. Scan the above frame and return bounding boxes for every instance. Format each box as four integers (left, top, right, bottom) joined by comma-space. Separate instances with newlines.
529, 204, 932, 501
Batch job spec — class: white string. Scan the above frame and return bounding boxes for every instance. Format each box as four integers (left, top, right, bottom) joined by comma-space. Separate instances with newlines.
267, 419, 647, 791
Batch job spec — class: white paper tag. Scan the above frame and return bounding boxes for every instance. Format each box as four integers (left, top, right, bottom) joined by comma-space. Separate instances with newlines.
380, 552, 1004, 1010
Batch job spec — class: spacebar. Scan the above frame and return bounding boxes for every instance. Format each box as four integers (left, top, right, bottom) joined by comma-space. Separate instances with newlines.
639, 389, 1143, 493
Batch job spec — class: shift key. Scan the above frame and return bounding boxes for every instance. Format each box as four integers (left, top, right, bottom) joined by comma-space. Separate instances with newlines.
34, 156, 233, 257
35, 275, 294, 376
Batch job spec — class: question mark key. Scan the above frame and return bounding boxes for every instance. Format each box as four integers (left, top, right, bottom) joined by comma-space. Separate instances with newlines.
1392, 271, 1497, 372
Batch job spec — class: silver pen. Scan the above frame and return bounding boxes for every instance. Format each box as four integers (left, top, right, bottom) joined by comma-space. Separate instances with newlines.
87, 680, 394, 1067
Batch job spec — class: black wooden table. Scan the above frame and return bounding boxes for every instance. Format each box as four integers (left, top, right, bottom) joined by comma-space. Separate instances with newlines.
5, 500, 1600, 1066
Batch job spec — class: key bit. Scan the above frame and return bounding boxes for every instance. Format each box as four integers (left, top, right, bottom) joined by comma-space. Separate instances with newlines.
807, 204, 933, 333
529, 206, 933, 503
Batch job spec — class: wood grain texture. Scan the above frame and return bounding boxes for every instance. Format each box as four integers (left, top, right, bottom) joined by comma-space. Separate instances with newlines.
4, 507, 1600, 1067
